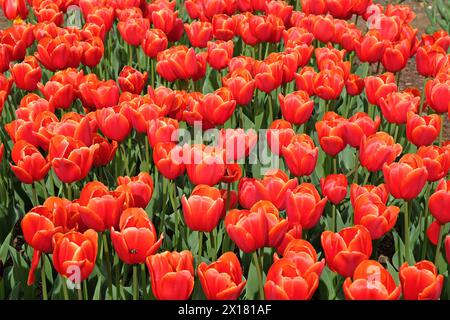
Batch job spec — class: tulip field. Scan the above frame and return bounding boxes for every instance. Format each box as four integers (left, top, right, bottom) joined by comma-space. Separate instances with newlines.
0, 0, 449, 302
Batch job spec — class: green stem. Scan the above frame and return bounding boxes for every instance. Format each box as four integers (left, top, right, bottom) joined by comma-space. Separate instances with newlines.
363, 170, 371, 185
62, 277, 69, 300
404, 201, 412, 264
420, 183, 432, 259
352, 152, 360, 184
41, 255, 47, 300
121, 144, 130, 176
198, 231, 204, 265
77, 286, 83, 300
31, 182, 38, 206
267, 94, 273, 125
253, 251, 264, 300
209, 231, 216, 261
434, 224, 443, 266
333, 157, 338, 174
140, 263, 148, 299
133, 265, 139, 300
83, 281, 88, 300
331, 204, 337, 232
102, 233, 114, 299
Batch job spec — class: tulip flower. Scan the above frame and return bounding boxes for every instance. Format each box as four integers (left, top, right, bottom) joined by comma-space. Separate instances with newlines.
379, 91, 420, 124
92, 134, 118, 167
261, 169, 298, 211
116, 172, 154, 209
383, 153, 428, 200
223, 68, 256, 106
344, 112, 381, 148
417, 146, 450, 182
320, 174, 348, 205
198, 252, 246, 300
359, 132, 402, 172
278, 90, 314, 125
251, 201, 289, 248
295, 67, 316, 96
267, 119, 295, 156
48, 135, 98, 183
207, 40, 234, 70
141, 28, 168, 58
237, 177, 269, 209
52, 230, 98, 283
353, 194, 399, 240
343, 260, 401, 300
416, 45, 448, 78
275, 224, 303, 256
426, 220, 441, 246
425, 73, 450, 114
118, 18, 150, 46
184, 21, 213, 48
382, 39, 411, 73
350, 183, 389, 207
281, 134, 318, 177
201, 88, 236, 126
35, 35, 83, 71
184, 144, 225, 186
264, 258, 319, 300
146, 250, 195, 300
181, 185, 224, 232
399, 261, 444, 300
79, 76, 120, 110
254, 59, 283, 93
315, 116, 346, 157
10, 56, 42, 91
321, 225, 373, 277
10, 140, 51, 184
225, 208, 268, 253
37, 80, 75, 110
111, 208, 163, 265
217, 128, 257, 162
96, 106, 132, 142
153, 142, 185, 180
364, 73, 398, 106
355, 31, 386, 63
286, 183, 327, 229
312, 69, 345, 100
429, 179, 450, 224
406, 112, 441, 147
118, 66, 148, 95
156, 46, 207, 82
345, 74, 365, 96
212, 14, 237, 41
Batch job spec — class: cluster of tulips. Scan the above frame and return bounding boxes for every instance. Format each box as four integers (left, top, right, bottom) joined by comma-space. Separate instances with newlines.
0, 0, 449, 301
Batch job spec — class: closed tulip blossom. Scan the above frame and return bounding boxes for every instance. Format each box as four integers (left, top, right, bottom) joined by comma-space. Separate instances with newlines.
251, 201, 289, 248
182, 185, 224, 232
223, 68, 256, 106
237, 177, 269, 209
364, 73, 398, 106
321, 225, 373, 277
406, 112, 441, 147
10, 140, 51, 184
379, 91, 420, 124
320, 174, 348, 205
146, 250, 195, 300
261, 169, 298, 210
153, 142, 185, 180
343, 260, 401, 300
282, 134, 319, 177
359, 132, 403, 172
315, 116, 347, 157
286, 183, 327, 229
383, 153, 428, 200
96, 106, 132, 142
278, 90, 314, 125
399, 261, 444, 300
350, 183, 389, 207
425, 73, 450, 114
147, 117, 179, 147
10, 56, 42, 91
116, 172, 154, 209
141, 28, 168, 59
52, 230, 98, 284
184, 144, 225, 186
267, 119, 295, 156
198, 252, 246, 300
344, 112, 381, 148
353, 194, 399, 239
207, 40, 234, 70
424, 147, 449, 178
37, 80, 75, 110
429, 179, 450, 224
184, 21, 213, 48
118, 66, 148, 95
111, 208, 163, 265
217, 128, 257, 162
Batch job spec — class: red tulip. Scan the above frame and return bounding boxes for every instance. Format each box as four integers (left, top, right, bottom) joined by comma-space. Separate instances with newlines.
201, 87, 236, 126
96, 106, 131, 142
182, 185, 224, 232
345, 74, 365, 97
254, 58, 283, 93
222, 68, 255, 106
111, 208, 163, 264
184, 144, 225, 186
406, 112, 441, 147
141, 28, 168, 59
295, 66, 316, 96
264, 258, 319, 300
251, 200, 289, 248
383, 153, 428, 200
426, 220, 441, 246
315, 115, 346, 157
320, 174, 348, 205
364, 73, 398, 106
350, 183, 389, 207
48, 135, 98, 183
153, 142, 185, 180
79, 75, 120, 110
37, 80, 75, 110
267, 119, 295, 156
416, 45, 448, 78
52, 230, 98, 283
156, 46, 207, 82
344, 112, 381, 148
225, 208, 268, 253
261, 169, 298, 211
417, 146, 450, 182
282, 134, 318, 177
399, 261, 443, 300
10, 56, 42, 91
379, 91, 420, 124
118, 66, 148, 95
312, 69, 344, 100
353, 194, 399, 239
429, 179, 450, 224
278, 90, 314, 125
10, 140, 51, 184
198, 252, 246, 300
2, 0, 28, 20
184, 21, 213, 48
286, 183, 327, 229
217, 128, 257, 162
355, 31, 386, 63
116, 172, 154, 209
321, 225, 373, 277
35, 35, 83, 71
207, 40, 234, 70
212, 14, 237, 41
280, 239, 325, 278
343, 260, 401, 300
118, 17, 150, 46
425, 73, 450, 114
237, 177, 269, 209
381, 39, 411, 73
146, 250, 195, 300
92, 134, 118, 167
359, 132, 402, 172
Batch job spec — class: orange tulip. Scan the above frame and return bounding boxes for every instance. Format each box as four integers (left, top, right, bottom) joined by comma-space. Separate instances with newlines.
406, 112, 441, 147
359, 132, 402, 172
184, 144, 225, 186
10, 56, 42, 91
399, 261, 443, 300
429, 179, 450, 224
417, 146, 450, 182
10, 140, 51, 184
116, 172, 154, 209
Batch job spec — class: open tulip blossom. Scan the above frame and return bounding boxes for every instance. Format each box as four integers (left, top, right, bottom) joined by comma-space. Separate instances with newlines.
0, 0, 449, 303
